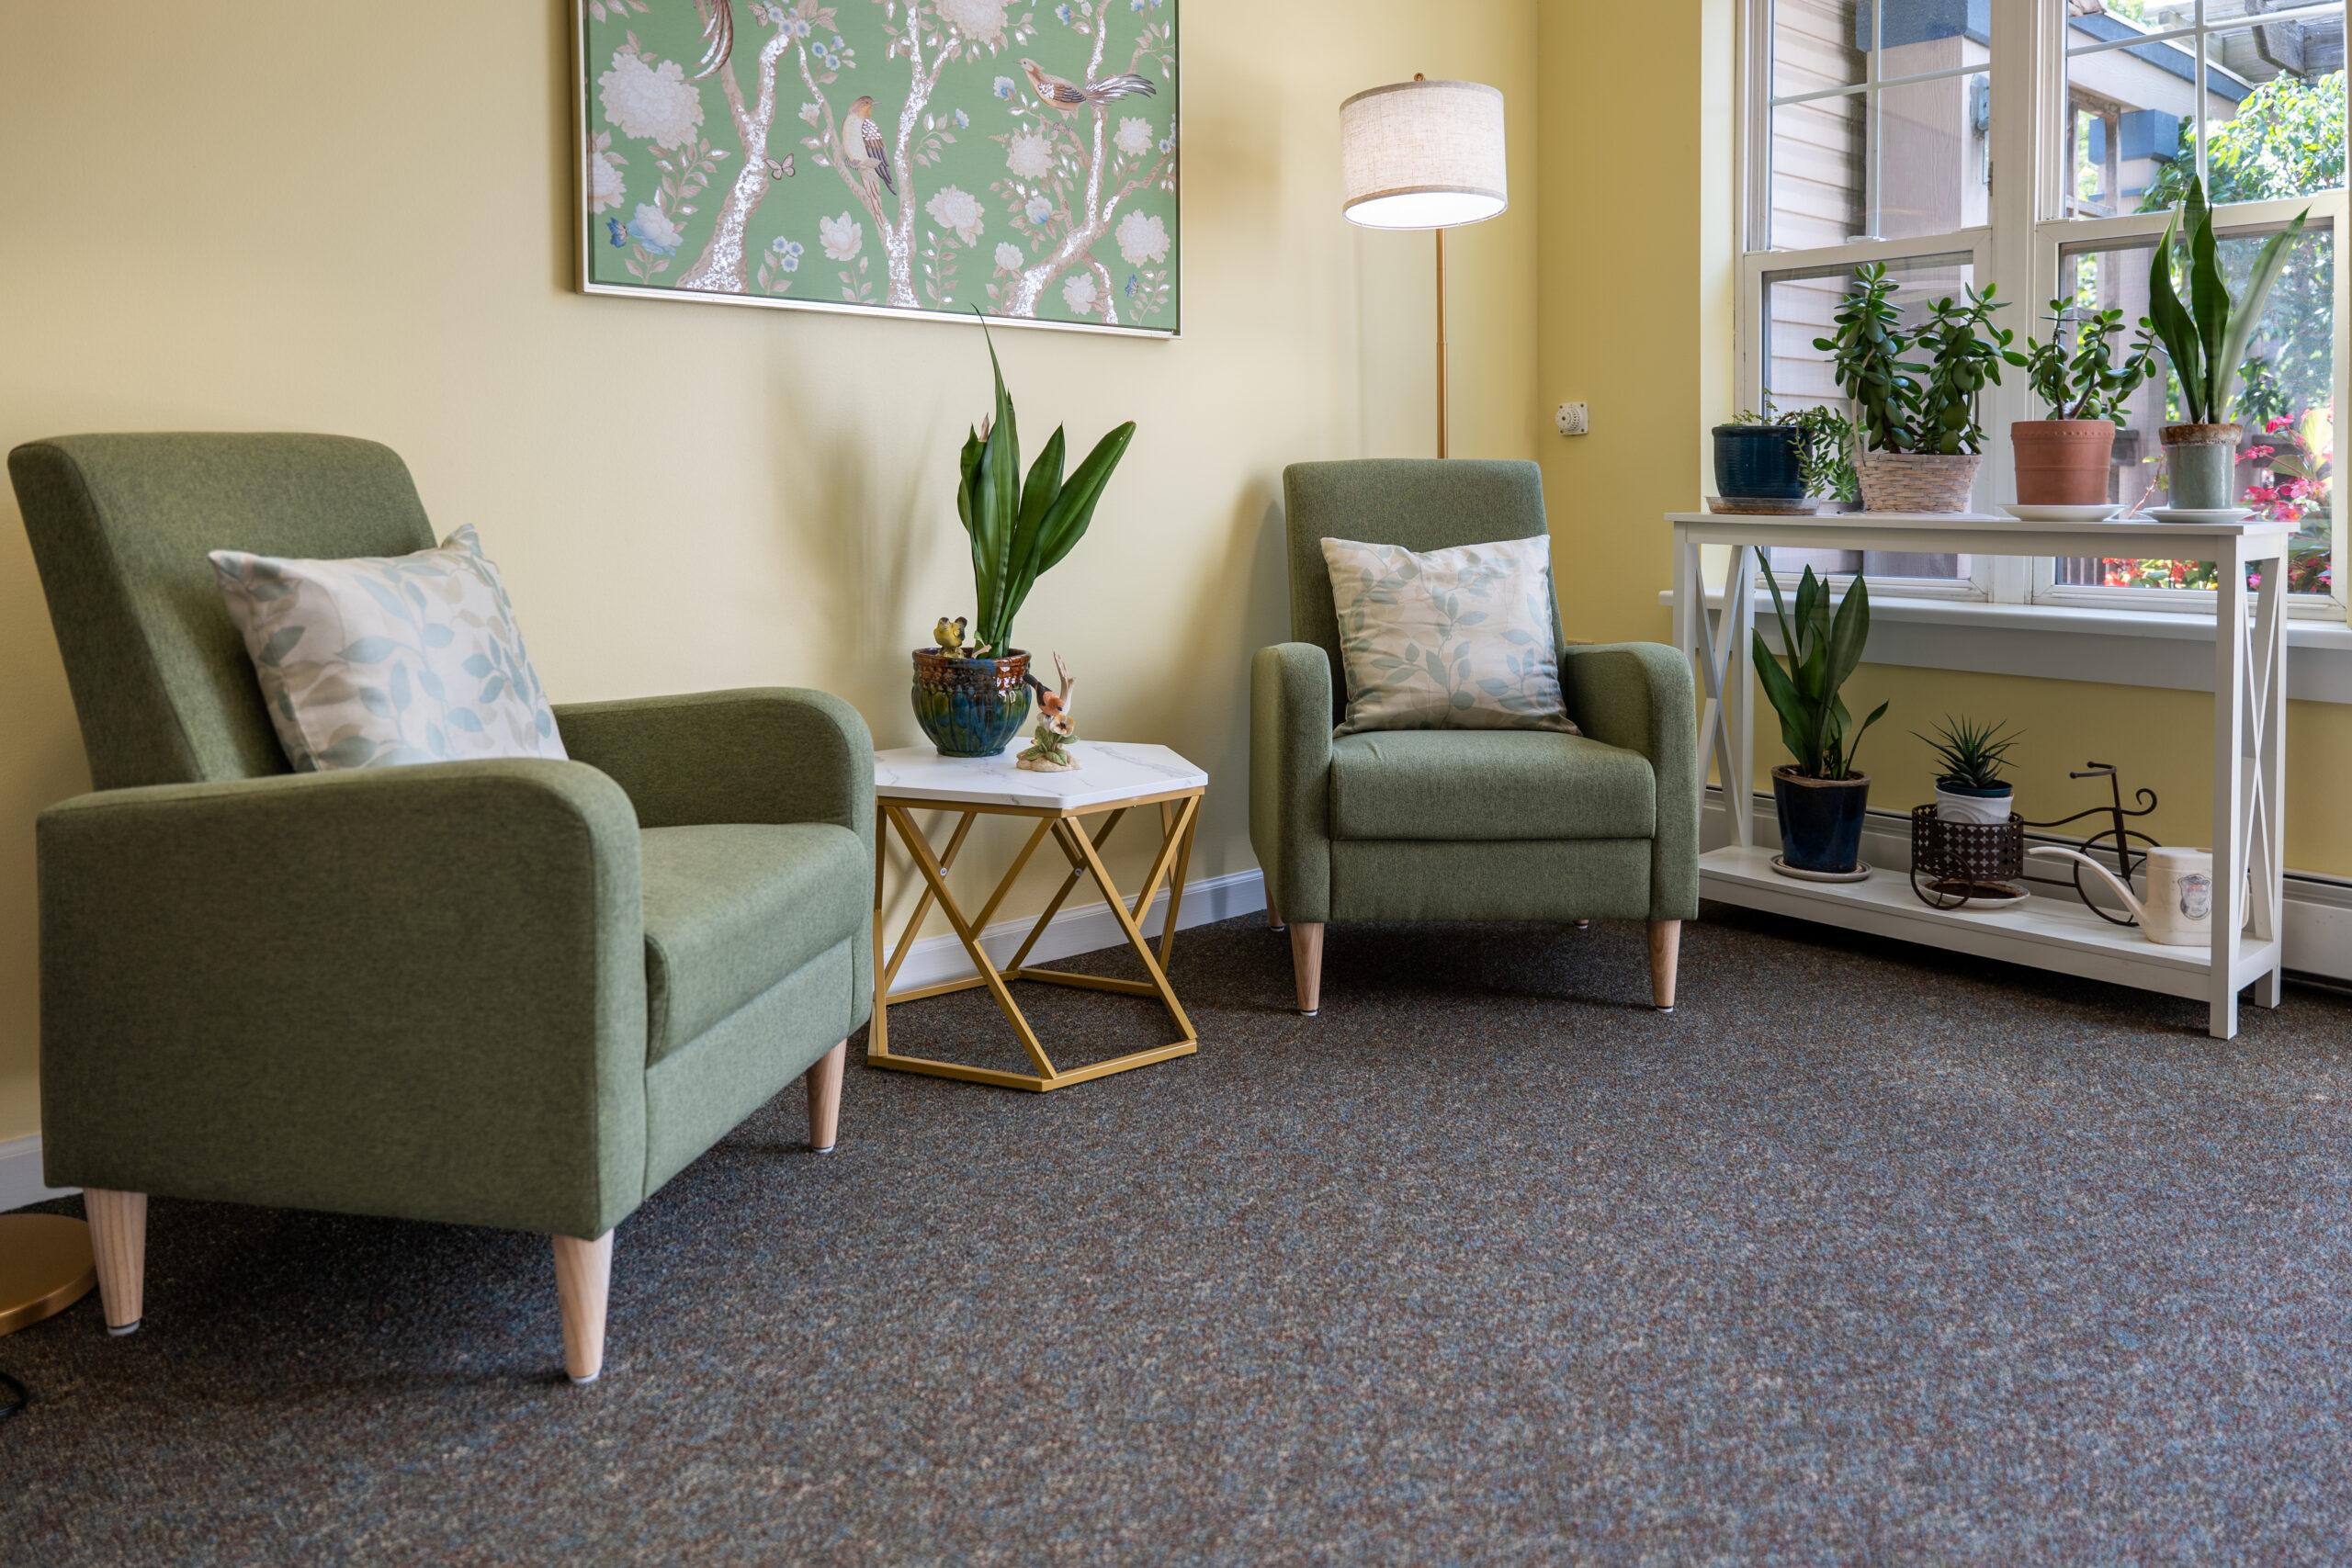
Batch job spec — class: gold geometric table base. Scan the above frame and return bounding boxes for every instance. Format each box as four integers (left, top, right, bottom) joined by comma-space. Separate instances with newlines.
0, 1213, 97, 1336
869, 786, 1203, 1091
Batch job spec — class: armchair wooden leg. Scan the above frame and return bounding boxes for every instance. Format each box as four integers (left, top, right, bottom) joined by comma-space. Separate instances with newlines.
1574, 919, 1592, 931
85, 1189, 146, 1336
1290, 922, 1324, 1016
553, 1232, 613, 1385
1267, 897, 1285, 933
807, 1038, 846, 1155
1648, 919, 1681, 1012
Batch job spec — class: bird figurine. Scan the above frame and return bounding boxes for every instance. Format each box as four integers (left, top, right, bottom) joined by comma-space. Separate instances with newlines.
845, 95, 894, 197
1018, 59, 1156, 115
933, 615, 972, 658
1018, 652, 1080, 772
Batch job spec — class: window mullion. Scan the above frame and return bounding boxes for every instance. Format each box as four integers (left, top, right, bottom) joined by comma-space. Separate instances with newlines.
1866, 0, 1883, 239
1980, 0, 2040, 605
2330, 186, 2348, 615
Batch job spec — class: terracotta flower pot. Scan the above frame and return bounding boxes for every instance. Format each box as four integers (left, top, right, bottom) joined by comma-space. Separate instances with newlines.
2161, 422, 2242, 512
1857, 451, 1980, 513
910, 647, 1032, 757
2011, 420, 2115, 506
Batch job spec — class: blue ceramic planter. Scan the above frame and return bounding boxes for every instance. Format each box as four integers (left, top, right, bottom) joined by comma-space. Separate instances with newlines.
911, 648, 1032, 757
1772, 767, 1871, 874
1713, 423, 1805, 502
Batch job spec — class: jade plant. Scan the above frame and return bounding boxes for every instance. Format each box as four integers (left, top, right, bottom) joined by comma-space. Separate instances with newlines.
2146, 175, 2309, 426
2019, 303, 2156, 423
953, 313, 1136, 657
1753, 566, 1886, 781
1815, 264, 2018, 455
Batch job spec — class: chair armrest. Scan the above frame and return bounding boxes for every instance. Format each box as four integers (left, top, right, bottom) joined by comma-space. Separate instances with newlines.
554, 687, 874, 841
1561, 642, 1700, 919
1250, 643, 1335, 924
557, 687, 876, 1019
37, 759, 649, 1239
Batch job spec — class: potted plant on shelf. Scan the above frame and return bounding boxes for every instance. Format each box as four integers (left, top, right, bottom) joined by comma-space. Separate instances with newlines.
2145, 175, 2309, 512
1754, 565, 1887, 877
1713, 403, 1859, 513
1917, 715, 2018, 825
1815, 263, 2018, 513
2013, 303, 2154, 506
914, 320, 1136, 757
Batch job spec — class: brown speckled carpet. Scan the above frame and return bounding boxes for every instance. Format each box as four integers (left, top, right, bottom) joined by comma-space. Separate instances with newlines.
6, 907, 2352, 1563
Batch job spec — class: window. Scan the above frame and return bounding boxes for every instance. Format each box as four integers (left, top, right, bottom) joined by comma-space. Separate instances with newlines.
1740, 0, 2350, 619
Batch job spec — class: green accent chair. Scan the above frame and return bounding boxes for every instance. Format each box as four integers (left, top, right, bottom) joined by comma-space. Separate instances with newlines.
8, 434, 874, 1383
1251, 459, 1699, 1014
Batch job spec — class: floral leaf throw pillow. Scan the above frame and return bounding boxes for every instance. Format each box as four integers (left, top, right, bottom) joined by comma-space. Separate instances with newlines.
1319, 535, 1577, 739
209, 525, 567, 772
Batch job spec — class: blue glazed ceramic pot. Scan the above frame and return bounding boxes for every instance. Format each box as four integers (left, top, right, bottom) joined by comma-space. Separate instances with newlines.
1712, 423, 1805, 502
1772, 766, 1871, 874
911, 648, 1032, 757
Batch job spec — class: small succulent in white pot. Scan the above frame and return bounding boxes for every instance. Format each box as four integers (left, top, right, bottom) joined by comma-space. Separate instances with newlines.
1917, 715, 2018, 825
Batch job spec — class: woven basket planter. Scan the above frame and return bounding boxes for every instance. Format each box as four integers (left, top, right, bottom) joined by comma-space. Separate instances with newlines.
1858, 451, 1981, 513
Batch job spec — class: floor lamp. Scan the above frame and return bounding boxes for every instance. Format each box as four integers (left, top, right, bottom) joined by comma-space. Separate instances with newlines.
1339, 74, 1510, 457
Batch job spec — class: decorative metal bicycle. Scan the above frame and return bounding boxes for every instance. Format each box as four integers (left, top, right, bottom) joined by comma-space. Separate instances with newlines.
2019, 762, 2162, 928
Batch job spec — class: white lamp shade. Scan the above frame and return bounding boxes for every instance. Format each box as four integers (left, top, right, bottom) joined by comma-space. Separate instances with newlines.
1340, 78, 1508, 231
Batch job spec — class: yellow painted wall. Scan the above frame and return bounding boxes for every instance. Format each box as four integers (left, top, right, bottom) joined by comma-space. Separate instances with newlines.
1538, 2, 1733, 646
1539, 0, 2352, 878
0, 0, 1544, 1144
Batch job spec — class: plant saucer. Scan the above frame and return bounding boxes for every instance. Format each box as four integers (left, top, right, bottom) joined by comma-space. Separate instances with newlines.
1706, 495, 1821, 516
2145, 506, 2256, 525
2000, 502, 2120, 523
1770, 855, 1871, 883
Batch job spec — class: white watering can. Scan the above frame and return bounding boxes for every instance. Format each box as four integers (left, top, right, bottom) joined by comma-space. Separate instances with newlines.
2027, 845, 2246, 946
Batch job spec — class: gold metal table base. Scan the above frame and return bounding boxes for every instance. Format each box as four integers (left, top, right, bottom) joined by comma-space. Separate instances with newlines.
0, 1213, 97, 1336
869, 786, 1203, 1091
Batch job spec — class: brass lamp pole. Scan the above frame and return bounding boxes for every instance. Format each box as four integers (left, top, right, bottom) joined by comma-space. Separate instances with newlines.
1339, 74, 1510, 458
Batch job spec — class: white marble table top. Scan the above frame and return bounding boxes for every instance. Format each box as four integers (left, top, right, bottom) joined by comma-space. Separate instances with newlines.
873, 741, 1206, 810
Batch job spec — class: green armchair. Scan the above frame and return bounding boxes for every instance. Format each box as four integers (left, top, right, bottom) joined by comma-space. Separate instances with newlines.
9, 434, 873, 1382
1251, 458, 1699, 1014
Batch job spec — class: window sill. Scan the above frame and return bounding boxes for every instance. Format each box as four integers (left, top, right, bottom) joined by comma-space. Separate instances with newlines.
1656, 588, 2352, 704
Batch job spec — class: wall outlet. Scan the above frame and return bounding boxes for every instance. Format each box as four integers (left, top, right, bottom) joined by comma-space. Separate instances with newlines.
1555, 401, 1589, 436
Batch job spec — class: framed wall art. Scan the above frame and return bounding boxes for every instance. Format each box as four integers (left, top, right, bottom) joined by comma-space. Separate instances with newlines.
574, 0, 1181, 335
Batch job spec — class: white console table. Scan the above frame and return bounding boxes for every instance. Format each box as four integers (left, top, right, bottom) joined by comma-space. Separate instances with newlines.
1668, 510, 2289, 1040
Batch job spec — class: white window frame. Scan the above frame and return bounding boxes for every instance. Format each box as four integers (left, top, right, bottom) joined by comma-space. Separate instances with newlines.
1736, 0, 2352, 625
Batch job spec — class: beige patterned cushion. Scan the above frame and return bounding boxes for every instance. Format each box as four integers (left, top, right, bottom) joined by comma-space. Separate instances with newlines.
1319, 535, 1577, 738
209, 525, 567, 772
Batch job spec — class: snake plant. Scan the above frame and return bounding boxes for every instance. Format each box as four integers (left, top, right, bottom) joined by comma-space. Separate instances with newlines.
956, 313, 1136, 657
2146, 175, 2309, 426
1753, 566, 1887, 782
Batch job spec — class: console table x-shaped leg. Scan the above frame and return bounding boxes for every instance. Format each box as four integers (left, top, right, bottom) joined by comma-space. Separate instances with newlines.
867, 791, 1203, 1091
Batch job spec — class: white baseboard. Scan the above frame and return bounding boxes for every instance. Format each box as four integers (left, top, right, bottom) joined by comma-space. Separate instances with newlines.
1704, 788, 2352, 984
0, 1134, 74, 1213
890, 866, 1267, 993
0, 867, 1271, 1213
